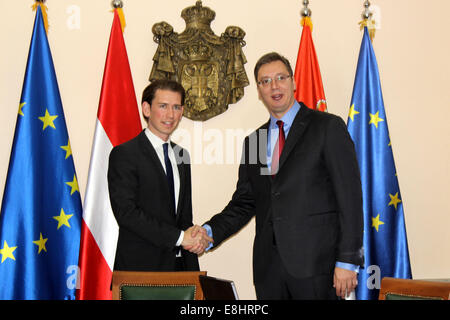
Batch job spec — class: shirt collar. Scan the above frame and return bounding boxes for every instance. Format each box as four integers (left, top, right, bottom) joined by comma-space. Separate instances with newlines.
269, 101, 301, 133
144, 128, 170, 150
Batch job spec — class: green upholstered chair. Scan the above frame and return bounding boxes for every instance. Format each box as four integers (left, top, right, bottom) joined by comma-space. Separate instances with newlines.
379, 277, 450, 300
112, 271, 207, 300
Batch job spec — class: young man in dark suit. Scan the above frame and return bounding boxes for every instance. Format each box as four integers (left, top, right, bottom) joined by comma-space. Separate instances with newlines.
201, 52, 364, 299
108, 79, 211, 272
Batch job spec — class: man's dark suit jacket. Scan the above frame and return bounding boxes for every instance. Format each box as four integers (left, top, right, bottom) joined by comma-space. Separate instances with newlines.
108, 130, 199, 271
206, 104, 364, 284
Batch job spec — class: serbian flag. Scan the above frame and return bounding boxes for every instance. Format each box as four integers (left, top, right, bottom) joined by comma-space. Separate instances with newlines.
293, 16, 327, 112
76, 8, 141, 300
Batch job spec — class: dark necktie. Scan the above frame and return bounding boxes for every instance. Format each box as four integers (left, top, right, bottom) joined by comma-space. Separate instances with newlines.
163, 143, 176, 214
271, 120, 285, 176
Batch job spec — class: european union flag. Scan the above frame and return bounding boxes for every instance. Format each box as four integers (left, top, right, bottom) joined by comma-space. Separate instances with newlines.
0, 6, 81, 299
347, 27, 412, 300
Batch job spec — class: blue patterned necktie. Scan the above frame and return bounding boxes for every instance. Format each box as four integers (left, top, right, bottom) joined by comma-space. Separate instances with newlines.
163, 143, 176, 214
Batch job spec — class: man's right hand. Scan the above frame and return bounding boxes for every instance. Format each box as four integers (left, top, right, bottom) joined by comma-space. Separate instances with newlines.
181, 225, 213, 255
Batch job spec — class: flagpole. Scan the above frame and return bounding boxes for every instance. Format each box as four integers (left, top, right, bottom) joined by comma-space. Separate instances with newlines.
111, 0, 123, 8
362, 0, 372, 20
300, 0, 313, 31
111, 0, 126, 32
360, 0, 376, 41
301, 0, 311, 18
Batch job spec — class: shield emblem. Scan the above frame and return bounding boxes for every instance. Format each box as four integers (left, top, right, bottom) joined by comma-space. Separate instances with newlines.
149, 1, 249, 121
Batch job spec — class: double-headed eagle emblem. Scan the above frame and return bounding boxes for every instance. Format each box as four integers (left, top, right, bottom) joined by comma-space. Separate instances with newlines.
149, 1, 249, 121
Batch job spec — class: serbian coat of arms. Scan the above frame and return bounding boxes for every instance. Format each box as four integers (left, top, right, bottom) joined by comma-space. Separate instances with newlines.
149, 1, 249, 121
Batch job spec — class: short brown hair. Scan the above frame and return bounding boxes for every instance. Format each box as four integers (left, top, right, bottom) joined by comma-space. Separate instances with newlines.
142, 79, 185, 105
141, 79, 186, 121
253, 52, 294, 81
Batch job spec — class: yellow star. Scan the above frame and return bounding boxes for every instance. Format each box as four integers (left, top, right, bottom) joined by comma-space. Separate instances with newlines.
65, 175, 79, 195
33, 233, 48, 254
60, 140, 72, 159
38, 109, 58, 130
372, 214, 385, 232
369, 111, 384, 129
18, 102, 26, 117
53, 208, 73, 230
0, 240, 17, 263
348, 104, 360, 122
388, 192, 402, 210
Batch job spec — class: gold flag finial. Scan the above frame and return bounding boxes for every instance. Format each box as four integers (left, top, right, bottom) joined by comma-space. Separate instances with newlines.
359, 0, 376, 41
32, 0, 49, 33
111, 0, 126, 32
300, 0, 313, 31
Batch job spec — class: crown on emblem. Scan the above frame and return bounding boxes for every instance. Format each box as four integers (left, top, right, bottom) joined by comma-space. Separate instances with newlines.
181, 1, 215, 26
184, 42, 212, 61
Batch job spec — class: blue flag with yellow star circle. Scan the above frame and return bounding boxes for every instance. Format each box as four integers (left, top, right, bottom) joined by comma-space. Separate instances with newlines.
0, 5, 81, 299
347, 27, 412, 300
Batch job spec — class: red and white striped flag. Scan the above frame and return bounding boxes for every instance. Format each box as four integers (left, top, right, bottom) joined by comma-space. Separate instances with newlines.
77, 8, 141, 300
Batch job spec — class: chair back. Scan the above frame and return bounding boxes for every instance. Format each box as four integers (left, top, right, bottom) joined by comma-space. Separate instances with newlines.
112, 271, 207, 300
379, 277, 450, 300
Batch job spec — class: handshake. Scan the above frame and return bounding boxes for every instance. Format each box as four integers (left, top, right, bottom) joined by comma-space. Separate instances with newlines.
181, 225, 214, 255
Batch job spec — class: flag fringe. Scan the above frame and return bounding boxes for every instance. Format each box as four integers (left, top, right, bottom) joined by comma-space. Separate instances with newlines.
110, 8, 126, 32
32, 2, 49, 33
301, 16, 313, 32
359, 19, 376, 42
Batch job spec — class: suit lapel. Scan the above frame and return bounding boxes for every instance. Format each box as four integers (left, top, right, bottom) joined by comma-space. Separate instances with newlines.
278, 103, 314, 171
254, 121, 272, 185
138, 131, 167, 178
139, 131, 177, 216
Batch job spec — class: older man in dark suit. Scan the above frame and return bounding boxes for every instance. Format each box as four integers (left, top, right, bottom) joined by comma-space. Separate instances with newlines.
108, 79, 211, 272
201, 52, 364, 299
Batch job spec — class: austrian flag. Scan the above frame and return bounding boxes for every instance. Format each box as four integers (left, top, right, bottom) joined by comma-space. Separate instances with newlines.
77, 8, 142, 300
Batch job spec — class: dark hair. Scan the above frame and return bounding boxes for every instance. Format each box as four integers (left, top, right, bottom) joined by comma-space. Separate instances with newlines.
142, 79, 186, 106
253, 52, 294, 81
141, 79, 186, 121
